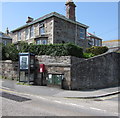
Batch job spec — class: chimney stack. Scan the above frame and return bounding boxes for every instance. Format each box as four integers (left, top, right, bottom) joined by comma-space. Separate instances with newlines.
6, 27, 9, 35
65, 0, 76, 21
26, 16, 34, 23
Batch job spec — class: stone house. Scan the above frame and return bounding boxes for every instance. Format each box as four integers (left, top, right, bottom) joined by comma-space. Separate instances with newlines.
0, 30, 12, 45
10, 1, 89, 50
87, 32, 102, 47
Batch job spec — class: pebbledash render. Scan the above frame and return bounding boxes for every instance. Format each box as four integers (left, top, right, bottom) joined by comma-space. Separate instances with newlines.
10, 1, 89, 50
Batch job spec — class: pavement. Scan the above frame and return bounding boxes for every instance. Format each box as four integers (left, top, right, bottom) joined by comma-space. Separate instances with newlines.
53, 87, 120, 99
1, 79, 120, 99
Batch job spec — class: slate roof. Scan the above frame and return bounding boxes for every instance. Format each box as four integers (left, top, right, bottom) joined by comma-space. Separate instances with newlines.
0, 31, 12, 39
11, 12, 89, 32
87, 32, 102, 40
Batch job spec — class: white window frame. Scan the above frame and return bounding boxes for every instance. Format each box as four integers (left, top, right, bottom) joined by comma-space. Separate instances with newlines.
39, 23, 45, 35
30, 26, 34, 38
36, 39, 47, 45
95, 39, 98, 46
25, 28, 29, 40
41, 40, 47, 44
17, 32, 21, 41
36, 40, 41, 45
92, 38, 95, 46
80, 27, 85, 39
98, 40, 101, 46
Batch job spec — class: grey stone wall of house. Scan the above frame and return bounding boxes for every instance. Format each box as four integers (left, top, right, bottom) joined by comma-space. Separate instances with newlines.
71, 52, 120, 90
0, 60, 19, 80
11, 17, 54, 44
53, 17, 88, 50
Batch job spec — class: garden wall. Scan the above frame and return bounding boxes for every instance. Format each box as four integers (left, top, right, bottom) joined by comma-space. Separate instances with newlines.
71, 52, 120, 90
0, 60, 19, 80
1, 52, 120, 90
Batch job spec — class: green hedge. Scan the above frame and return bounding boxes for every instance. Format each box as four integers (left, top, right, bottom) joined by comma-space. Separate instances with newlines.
1, 43, 19, 61
83, 53, 95, 58
2, 42, 83, 61
86, 46, 108, 55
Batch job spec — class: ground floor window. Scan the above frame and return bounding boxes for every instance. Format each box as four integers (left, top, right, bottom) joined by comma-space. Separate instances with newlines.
36, 39, 47, 45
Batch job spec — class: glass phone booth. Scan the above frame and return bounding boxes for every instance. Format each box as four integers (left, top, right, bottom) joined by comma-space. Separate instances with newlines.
19, 53, 35, 84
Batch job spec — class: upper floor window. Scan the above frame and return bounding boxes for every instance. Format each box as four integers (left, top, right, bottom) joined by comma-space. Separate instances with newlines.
17, 32, 21, 41
25, 28, 29, 40
30, 26, 34, 38
91, 38, 95, 45
80, 27, 85, 39
39, 23, 45, 35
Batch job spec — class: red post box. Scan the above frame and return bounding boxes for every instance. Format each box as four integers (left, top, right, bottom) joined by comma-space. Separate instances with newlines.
39, 64, 45, 73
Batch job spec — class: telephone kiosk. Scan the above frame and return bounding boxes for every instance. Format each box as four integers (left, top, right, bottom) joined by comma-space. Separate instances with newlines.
19, 53, 35, 84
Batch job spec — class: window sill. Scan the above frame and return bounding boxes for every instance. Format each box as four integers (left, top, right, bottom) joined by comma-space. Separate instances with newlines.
35, 34, 48, 38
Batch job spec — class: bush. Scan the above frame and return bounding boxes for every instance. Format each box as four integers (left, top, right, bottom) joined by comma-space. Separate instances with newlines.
83, 53, 95, 58
86, 46, 108, 55
17, 41, 29, 52
2, 42, 83, 61
2, 43, 19, 61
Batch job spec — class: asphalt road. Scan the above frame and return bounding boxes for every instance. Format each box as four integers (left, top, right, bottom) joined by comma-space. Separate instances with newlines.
0, 88, 119, 116
1, 79, 119, 117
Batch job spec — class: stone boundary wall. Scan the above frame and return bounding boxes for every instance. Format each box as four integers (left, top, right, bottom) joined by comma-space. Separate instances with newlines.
0, 60, 19, 80
71, 52, 120, 90
36, 55, 71, 65
35, 55, 83, 89
1, 53, 119, 90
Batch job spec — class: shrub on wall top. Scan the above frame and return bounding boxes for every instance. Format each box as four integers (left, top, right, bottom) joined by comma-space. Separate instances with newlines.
2, 42, 83, 61
86, 46, 108, 55
2, 43, 19, 61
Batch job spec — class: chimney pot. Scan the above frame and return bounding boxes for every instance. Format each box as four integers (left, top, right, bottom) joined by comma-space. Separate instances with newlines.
26, 16, 34, 23
6, 27, 9, 35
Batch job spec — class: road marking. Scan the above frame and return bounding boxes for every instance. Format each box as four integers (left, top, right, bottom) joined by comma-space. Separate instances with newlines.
54, 100, 62, 104
0, 86, 10, 90
0, 88, 18, 94
90, 107, 103, 111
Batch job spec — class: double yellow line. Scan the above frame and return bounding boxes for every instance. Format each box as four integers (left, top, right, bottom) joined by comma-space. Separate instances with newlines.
0, 88, 20, 94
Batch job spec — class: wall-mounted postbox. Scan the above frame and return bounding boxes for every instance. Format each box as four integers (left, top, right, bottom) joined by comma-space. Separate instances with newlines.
39, 64, 45, 73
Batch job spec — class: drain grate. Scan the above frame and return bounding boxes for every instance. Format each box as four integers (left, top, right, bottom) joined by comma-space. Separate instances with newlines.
0, 92, 31, 102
